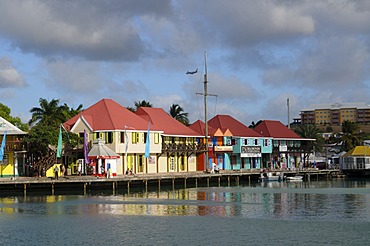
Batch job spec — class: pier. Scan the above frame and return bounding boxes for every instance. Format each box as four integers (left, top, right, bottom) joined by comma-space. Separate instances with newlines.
0, 169, 342, 196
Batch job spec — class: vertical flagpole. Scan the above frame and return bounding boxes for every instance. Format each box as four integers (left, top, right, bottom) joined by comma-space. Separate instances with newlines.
204, 51, 209, 172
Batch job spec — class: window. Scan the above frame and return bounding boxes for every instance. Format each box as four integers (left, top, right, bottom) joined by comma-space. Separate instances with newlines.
132, 132, 139, 144
105, 132, 113, 144
154, 133, 159, 144
120, 132, 126, 143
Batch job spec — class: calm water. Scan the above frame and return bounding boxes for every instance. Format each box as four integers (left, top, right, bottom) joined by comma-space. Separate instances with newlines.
1, 179, 370, 246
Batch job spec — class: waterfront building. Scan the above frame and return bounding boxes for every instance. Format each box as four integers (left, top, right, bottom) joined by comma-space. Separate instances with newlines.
0, 116, 27, 177
64, 99, 159, 175
135, 107, 204, 172
300, 102, 370, 125
341, 146, 370, 176
253, 120, 312, 169
189, 119, 233, 170
206, 115, 270, 171
63, 99, 204, 175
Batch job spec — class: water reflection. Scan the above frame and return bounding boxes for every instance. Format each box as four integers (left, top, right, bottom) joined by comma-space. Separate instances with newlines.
1, 180, 369, 222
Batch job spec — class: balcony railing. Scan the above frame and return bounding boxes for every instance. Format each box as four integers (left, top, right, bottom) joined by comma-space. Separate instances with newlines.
162, 143, 206, 153
4, 141, 27, 152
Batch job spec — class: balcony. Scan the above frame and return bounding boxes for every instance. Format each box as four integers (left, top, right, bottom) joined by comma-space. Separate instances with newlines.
4, 141, 27, 152
162, 143, 206, 154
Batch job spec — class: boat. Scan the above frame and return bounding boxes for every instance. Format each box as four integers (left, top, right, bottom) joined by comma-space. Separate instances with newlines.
259, 172, 284, 182
286, 175, 303, 181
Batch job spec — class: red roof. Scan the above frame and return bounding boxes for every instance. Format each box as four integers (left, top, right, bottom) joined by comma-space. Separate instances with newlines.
63, 99, 149, 131
208, 115, 261, 137
253, 120, 302, 139
188, 120, 218, 136
136, 107, 202, 136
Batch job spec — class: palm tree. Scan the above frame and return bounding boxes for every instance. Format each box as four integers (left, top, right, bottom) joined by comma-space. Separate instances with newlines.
134, 100, 152, 110
29, 98, 66, 127
294, 124, 325, 166
61, 103, 83, 120
126, 106, 136, 112
338, 120, 361, 151
169, 104, 189, 125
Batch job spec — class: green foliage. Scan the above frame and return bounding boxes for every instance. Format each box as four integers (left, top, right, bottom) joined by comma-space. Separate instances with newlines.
294, 124, 325, 164
126, 106, 136, 112
169, 103, 189, 125
26, 98, 83, 160
338, 120, 362, 152
134, 100, 152, 110
0, 103, 28, 131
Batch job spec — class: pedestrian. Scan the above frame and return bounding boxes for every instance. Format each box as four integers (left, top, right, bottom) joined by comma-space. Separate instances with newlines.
60, 164, 66, 177
54, 165, 59, 180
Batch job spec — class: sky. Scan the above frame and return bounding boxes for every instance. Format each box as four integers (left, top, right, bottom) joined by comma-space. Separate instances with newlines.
0, 0, 370, 127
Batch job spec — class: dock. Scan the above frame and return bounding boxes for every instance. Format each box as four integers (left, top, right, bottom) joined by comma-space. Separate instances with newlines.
0, 169, 342, 196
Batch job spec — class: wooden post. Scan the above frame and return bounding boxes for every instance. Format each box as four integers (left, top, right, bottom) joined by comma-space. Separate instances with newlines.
127, 181, 130, 194
207, 177, 209, 187
52, 183, 54, 196
184, 178, 187, 189
113, 181, 116, 195
172, 178, 175, 190
218, 177, 220, 187
23, 183, 27, 197
158, 179, 161, 192
228, 176, 230, 187
195, 178, 198, 188
84, 183, 87, 195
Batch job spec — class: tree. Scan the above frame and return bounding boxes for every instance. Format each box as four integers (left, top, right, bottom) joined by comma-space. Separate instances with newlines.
61, 103, 83, 120
337, 120, 362, 152
126, 106, 136, 112
0, 103, 28, 131
294, 124, 325, 166
169, 103, 189, 125
26, 99, 82, 173
134, 100, 152, 110
28, 98, 66, 127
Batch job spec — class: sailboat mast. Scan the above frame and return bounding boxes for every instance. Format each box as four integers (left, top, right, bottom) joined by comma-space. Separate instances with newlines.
204, 52, 209, 171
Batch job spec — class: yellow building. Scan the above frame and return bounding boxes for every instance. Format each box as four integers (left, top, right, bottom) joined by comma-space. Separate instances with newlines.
300, 102, 370, 126
0, 117, 28, 177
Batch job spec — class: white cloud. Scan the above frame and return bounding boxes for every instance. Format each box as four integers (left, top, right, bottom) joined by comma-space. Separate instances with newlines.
0, 57, 27, 88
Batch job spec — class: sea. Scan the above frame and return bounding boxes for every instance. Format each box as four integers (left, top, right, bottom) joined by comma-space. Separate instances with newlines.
0, 178, 369, 246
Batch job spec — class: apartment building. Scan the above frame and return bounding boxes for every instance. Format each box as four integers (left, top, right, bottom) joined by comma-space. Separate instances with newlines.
300, 102, 370, 125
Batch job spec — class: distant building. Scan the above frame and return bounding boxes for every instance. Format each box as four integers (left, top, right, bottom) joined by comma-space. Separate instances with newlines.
300, 102, 370, 125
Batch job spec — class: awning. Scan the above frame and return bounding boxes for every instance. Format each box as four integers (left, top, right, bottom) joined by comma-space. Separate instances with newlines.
88, 139, 120, 159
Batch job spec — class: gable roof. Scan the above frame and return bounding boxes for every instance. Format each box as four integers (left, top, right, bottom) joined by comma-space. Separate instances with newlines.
188, 120, 218, 136
63, 99, 150, 131
253, 120, 304, 139
208, 115, 261, 137
136, 107, 202, 137
0, 116, 27, 135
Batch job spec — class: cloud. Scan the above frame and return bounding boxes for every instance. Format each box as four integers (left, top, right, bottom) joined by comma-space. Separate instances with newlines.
0, 0, 173, 61
0, 57, 27, 88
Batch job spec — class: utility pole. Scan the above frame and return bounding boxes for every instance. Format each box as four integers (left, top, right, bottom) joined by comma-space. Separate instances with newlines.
287, 98, 290, 129
196, 52, 217, 171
